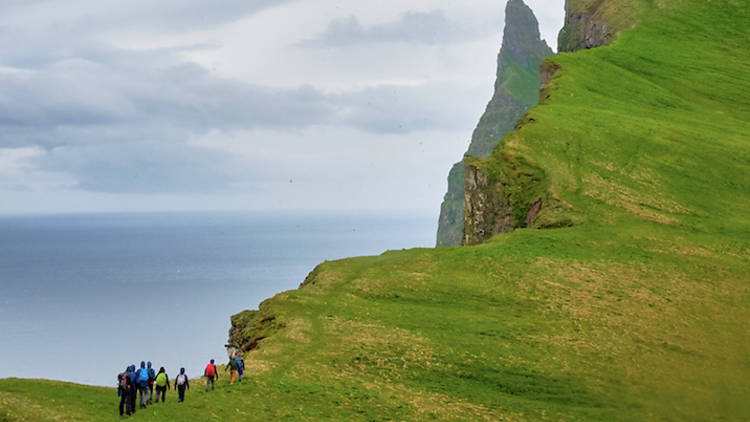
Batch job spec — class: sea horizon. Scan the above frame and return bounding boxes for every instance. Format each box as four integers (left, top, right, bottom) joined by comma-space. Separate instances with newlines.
0, 210, 437, 386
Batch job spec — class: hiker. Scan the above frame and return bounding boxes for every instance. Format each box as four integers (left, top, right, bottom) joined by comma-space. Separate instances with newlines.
136, 361, 150, 408
236, 353, 245, 381
127, 365, 138, 414
146, 361, 156, 404
204, 359, 218, 391
174, 367, 189, 402
117, 368, 133, 416
154, 367, 170, 403
226, 355, 239, 384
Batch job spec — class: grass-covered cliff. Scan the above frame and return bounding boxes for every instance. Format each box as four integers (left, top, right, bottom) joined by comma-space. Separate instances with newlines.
463, 0, 750, 244
233, 0, 750, 418
2, 0, 749, 420
436, 0, 552, 247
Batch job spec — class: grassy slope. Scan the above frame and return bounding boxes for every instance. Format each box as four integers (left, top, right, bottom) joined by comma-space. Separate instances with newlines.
1, 0, 749, 420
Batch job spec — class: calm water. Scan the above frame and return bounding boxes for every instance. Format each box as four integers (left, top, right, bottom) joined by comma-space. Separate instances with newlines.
0, 211, 435, 386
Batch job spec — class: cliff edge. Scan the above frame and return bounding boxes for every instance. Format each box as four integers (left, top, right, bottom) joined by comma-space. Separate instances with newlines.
462, 0, 648, 245
436, 0, 552, 246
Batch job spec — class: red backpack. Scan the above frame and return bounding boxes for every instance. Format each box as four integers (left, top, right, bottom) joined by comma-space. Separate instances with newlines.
118, 373, 130, 389
205, 363, 215, 377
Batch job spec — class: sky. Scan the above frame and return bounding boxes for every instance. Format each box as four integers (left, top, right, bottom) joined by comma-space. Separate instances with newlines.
0, 0, 565, 215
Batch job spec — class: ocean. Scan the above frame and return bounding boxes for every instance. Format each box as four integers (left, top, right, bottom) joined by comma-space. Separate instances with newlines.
0, 211, 435, 386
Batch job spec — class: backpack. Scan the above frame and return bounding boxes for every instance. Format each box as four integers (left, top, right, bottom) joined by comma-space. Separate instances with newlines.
138, 368, 149, 383
155, 372, 167, 387
118, 373, 129, 389
148, 367, 156, 384
176, 374, 187, 386
205, 364, 215, 377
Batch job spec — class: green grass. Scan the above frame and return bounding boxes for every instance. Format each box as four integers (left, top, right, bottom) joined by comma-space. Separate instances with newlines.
2, 0, 749, 420
495, 0, 750, 234
498, 52, 547, 106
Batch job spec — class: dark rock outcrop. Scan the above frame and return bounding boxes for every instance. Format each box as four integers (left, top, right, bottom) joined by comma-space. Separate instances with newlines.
558, 13, 612, 51
229, 301, 283, 353
539, 59, 562, 87
557, 0, 640, 52
436, 0, 552, 246
462, 165, 515, 245
462, 151, 555, 246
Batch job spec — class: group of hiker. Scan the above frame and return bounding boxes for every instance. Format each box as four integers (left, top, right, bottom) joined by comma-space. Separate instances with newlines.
116, 353, 245, 417
116, 361, 189, 416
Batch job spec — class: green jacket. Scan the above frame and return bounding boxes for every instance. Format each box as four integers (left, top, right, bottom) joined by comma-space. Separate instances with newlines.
227, 357, 239, 371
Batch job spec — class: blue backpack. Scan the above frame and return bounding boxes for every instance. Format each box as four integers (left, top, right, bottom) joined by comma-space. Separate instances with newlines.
138, 368, 149, 383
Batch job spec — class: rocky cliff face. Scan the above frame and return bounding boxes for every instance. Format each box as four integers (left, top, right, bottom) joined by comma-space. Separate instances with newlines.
557, 5, 612, 51
436, 0, 552, 247
462, 149, 558, 245
462, 165, 514, 244
462, 0, 630, 245
557, 0, 640, 52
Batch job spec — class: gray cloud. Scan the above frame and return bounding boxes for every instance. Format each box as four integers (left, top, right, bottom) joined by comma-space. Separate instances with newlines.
0, 0, 295, 69
302, 10, 496, 47
0, 0, 294, 32
0, 49, 475, 141
0, 36, 481, 193
0, 0, 562, 204
37, 141, 260, 194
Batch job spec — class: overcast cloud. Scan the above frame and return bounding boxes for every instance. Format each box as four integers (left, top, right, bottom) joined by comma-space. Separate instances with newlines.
300, 10, 496, 47
0, 0, 564, 214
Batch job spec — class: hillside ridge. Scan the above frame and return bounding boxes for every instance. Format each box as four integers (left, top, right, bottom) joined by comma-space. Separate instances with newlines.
462, 0, 644, 245
436, 0, 552, 247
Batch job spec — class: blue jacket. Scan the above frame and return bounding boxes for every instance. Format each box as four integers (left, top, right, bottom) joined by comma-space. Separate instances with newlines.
127, 365, 138, 390
137, 362, 149, 385
127, 365, 138, 385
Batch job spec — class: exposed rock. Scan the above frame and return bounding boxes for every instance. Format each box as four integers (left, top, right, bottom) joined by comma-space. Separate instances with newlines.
557, 0, 639, 52
463, 165, 516, 246
525, 198, 543, 227
502, 0, 557, 67
436, 161, 465, 246
436, 0, 552, 247
558, 14, 612, 52
228, 301, 283, 353
539, 59, 562, 87
463, 156, 557, 245
538, 59, 563, 105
